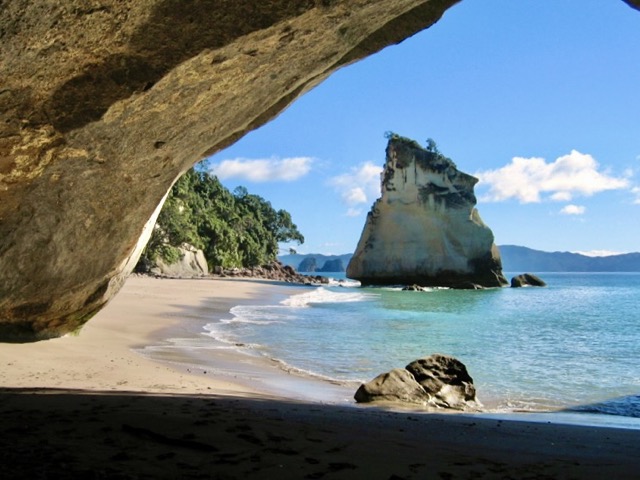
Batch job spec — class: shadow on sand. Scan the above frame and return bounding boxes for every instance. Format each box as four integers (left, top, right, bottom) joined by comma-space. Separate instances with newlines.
1, 388, 640, 479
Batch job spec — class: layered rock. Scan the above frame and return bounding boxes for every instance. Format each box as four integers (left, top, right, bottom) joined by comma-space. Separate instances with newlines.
354, 353, 480, 410
149, 244, 209, 278
347, 135, 507, 288
0, 0, 460, 342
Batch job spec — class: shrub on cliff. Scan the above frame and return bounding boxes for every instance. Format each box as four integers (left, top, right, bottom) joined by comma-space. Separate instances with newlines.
138, 163, 304, 270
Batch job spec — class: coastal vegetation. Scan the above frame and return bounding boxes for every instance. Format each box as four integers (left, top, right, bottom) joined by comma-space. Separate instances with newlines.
138, 163, 304, 270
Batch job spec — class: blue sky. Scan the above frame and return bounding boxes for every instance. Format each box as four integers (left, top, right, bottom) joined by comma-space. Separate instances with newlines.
207, 0, 640, 256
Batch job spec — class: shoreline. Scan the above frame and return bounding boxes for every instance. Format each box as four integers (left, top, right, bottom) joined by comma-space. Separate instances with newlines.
2, 275, 640, 478
3, 274, 635, 423
136, 277, 357, 404
135, 278, 640, 430
0, 275, 337, 399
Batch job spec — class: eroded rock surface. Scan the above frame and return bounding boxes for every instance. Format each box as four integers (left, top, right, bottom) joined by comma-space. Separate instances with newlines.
145, 244, 209, 278
2, 1, 639, 342
347, 135, 507, 288
0, 0, 461, 341
354, 353, 480, 410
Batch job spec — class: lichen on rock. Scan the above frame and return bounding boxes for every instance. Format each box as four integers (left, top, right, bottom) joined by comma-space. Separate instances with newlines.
346, 134, 507, 288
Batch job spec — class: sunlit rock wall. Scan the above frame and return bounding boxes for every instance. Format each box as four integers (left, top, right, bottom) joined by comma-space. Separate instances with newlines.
1, 0, 638, 341
0, 0, 464, 341
347, 136, 507, 288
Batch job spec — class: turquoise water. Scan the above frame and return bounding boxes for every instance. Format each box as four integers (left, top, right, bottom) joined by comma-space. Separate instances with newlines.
204, 273, 640, 420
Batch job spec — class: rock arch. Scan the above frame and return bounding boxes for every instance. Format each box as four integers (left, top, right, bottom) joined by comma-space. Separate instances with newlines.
1, 0, 638, 341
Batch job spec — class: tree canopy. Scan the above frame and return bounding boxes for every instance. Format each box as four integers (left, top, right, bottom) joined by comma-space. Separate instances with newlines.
138, 163, 304, 269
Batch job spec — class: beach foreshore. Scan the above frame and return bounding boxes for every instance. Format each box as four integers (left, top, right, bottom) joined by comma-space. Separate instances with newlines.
1, 276, 639, 479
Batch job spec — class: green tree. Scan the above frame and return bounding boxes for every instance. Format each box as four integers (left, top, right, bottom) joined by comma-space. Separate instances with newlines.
425, 138, 439, 154
138, 162, 304, 270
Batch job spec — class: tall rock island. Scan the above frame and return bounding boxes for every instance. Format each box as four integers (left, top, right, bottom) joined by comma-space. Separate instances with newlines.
347, 135, 507, 288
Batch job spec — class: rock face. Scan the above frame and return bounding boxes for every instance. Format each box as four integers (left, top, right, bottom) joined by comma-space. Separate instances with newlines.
2, 1, 639, 342
354, 353, 480, 410
510, 273, 546, 288
215, 261, 329, 285
347, 136, 507, 288
0, 0, 461, 342
151, 244, 209, 278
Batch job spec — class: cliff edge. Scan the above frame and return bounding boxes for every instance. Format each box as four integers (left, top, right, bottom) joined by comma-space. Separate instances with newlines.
347, 135, 507, 288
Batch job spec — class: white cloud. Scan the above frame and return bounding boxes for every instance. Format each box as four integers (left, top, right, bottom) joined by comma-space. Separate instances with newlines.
559, 204, 586, 215
329, 162, 382, 209
346, 207, 363, 217
574, 250, 626, 257
632, 186, 640, 205
476, 150, 629, 203
343, 187, 367, 205
550, 191, 572, 201
209, 156, 313, 182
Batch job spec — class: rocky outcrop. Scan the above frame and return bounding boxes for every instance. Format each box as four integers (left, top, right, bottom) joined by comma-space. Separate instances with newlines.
150, 244, 209, 278
347, 136, 507, 288
214, 261, 329, 285
0, 1, 461, 342
510, 273, 546, 288
318, 259, 346, 272
354, 354, 480, 410
402, 284, 428, 291
298, 257, 318, 273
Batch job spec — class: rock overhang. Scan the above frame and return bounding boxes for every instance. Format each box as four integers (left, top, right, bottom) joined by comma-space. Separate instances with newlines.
0, 0, 461, 342
1, 0, 639, 341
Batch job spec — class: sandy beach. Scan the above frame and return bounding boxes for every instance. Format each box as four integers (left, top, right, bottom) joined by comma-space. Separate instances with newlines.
1, 276, 639, 479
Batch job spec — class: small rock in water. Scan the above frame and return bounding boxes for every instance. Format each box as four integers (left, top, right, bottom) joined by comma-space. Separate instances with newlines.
510, 273, 546, 288
401, 284, 426, 292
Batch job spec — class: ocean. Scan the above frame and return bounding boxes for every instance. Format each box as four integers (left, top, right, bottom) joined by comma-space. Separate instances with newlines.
199, 272, 640, 426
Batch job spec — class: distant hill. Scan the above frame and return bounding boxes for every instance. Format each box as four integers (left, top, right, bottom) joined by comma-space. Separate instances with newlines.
280, 246, 640, 273
499, 245, 640, 272
278, 253, 353, 272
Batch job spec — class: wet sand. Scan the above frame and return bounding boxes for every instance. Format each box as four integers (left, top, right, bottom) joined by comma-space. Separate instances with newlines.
1, 276, 639, 479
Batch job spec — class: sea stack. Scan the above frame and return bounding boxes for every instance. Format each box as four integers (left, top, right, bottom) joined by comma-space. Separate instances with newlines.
346, 135, 507, 288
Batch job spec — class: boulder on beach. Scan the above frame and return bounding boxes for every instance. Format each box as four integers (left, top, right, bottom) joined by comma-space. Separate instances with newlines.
405, 354, 477, 409
511, 273, 547, 288
354, 353, 481, 411
354, 368, 430, 405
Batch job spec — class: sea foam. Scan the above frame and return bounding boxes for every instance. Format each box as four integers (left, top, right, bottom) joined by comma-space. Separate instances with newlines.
281, 286, 377, 308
